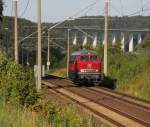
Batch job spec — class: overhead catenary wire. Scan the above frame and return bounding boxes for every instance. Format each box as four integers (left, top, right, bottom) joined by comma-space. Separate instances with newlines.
108, 0, 150, 28
83, 2, 104, 17
120, 0, 124, 17
11, 0, 13, 16
19, 0, 30, 18
19, 0, 100, 44
142, 0, 150, 8
19, 25, 47, 44
74, 26, 95, 39
22, 40, 65, 50
109, 0, 150, 18
140, 0, 144, 15
70, 0, 99, 19
124, 0, 150, 17
109, 3, 122, 16
127, 8, 150, 17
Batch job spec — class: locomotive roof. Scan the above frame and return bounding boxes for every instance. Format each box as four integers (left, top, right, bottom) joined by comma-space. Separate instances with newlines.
71, 50, 97, 56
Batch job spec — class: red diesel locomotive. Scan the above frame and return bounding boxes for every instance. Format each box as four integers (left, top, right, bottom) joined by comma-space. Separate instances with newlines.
69, 50, 103, 85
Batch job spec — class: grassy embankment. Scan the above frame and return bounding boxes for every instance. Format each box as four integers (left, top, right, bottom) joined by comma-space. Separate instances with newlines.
0, 101, 93, 127
110, 38, 150, 100
49, 38, 150, 100
109, 51, 150, 100
0, 49, 93, 127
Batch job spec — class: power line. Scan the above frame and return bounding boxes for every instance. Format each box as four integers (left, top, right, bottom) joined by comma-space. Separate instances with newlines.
71, 0, 99, 19
120, 0, 124, 16
19, 26, 47, 44
140, 0, 144, 15
125, 0, 150, 17
109, 0, 150, 17
19, 0, 100, 44
10, 1, 13, 16
128, 8, 150, 17
74, 26, 95, 39
109, 2, 122, 16
82, 2, 104, 17
143, 0, 150, 8
19, 0, 30, 18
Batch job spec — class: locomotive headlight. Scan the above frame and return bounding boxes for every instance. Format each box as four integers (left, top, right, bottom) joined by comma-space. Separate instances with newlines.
95, 69, 99, 72
80, 69, 85, 72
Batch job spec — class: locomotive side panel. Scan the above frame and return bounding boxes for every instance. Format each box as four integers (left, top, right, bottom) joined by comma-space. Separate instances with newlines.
69, 55, 77, 81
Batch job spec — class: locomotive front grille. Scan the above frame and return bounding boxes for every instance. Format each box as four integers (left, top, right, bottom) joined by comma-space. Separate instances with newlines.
78, 73, 101, 82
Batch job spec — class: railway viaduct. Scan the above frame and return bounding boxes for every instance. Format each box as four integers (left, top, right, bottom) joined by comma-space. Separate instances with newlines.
54, 26, 150, 52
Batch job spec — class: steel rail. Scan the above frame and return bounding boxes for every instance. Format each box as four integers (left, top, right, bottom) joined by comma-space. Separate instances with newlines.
90, 87, 150, 110
42, 80, 126, 127
42, 77, 150, 127
66, 82, 150, 126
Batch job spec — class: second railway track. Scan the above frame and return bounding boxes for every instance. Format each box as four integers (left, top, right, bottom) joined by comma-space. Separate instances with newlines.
42, 75, 150, 127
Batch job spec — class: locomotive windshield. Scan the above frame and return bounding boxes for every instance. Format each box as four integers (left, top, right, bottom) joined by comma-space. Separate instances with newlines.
80, 55, 97, 62
90, 55, 97, 61
80, 56, 89, 61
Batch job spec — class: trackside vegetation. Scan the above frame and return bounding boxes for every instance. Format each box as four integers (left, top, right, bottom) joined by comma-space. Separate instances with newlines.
0, 49, 94, 127
0, 49, 39, 106
109, 38, 150, 100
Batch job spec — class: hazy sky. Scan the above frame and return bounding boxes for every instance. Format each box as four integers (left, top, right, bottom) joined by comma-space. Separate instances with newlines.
3, 0, 150, 23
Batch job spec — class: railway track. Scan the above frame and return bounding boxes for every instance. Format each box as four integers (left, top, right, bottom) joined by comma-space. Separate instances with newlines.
42, 75, 150, 127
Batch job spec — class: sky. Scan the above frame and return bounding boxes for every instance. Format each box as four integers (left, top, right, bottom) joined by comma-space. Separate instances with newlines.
3, 0, 150, 23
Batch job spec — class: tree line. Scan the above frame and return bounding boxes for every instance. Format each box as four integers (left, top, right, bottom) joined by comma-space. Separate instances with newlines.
1, 13, 150, 66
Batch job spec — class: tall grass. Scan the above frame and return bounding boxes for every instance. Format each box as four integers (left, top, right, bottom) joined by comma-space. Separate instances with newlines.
0, 101, 93, 127
0, 104, 40, 127
116, 66, 150, 100
109, 44, 150, 100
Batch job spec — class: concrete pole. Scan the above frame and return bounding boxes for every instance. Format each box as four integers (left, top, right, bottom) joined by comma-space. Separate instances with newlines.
112, 35, 116, 46
36, 0, 41, 91
104, 0, 108, 76
27, 51, 30, 66
138, 34, 142, 44
121, 33, 125, 52
67, 29, 70, 78
47, 30, 50, 71
129, 34, 134, 52
83, 36, 87, 47
13, 0, 18, 63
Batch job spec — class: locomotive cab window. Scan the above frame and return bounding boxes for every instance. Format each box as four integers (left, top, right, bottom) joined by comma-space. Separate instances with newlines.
90, 55, 97, 61
80, 55, 89, 61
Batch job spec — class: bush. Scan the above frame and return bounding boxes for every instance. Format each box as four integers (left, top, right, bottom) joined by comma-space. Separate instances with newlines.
108, 46, 150, 99
33, 100, 93, 127
0, 49, 40, 106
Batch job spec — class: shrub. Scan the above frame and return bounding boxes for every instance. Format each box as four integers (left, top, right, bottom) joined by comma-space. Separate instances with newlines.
0, 49, 40, 106
33, 100, 93, 127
